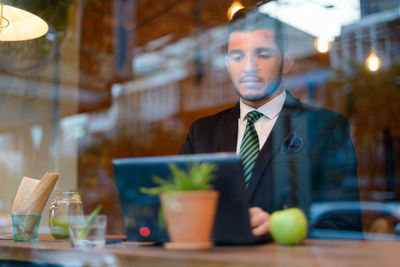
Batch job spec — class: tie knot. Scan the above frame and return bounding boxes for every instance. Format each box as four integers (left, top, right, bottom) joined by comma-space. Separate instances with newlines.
246, 111, 263, 124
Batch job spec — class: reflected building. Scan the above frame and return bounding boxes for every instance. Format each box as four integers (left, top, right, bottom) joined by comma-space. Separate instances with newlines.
330, 2, 400, 72
360, 0, 400, 16
328, 0, 400, 202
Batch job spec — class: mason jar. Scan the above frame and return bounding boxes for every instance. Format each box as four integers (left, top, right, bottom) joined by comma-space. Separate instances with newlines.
48, 190, 84, 239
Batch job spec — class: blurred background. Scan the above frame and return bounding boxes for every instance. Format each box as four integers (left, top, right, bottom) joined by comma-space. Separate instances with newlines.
0, 0, 399, 237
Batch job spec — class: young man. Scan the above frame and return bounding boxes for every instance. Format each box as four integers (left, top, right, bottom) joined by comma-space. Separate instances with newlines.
180, 9, 361, 237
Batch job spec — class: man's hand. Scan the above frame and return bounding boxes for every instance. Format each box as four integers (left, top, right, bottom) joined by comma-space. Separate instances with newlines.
249, 207, 270, 236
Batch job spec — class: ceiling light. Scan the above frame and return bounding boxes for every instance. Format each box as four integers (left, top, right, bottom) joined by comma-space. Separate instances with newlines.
227, 1, 244, 21
0, 2, 48, 41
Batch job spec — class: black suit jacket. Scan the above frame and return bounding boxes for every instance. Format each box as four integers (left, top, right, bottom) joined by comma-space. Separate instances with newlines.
180, 91, 362, 232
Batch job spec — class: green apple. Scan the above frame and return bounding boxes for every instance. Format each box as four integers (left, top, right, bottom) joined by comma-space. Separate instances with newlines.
270, 207, 308, 245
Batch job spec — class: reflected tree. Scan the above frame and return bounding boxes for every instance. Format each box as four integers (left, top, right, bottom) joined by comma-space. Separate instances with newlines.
325, 64, 400, 201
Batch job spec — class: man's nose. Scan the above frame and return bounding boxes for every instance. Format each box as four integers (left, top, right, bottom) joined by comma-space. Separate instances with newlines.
243, 55, 257, 73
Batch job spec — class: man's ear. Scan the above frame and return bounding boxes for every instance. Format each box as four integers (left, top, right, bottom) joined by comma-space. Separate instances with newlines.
282, 52, 294, 74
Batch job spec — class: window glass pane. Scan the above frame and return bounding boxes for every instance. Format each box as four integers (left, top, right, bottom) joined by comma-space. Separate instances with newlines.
0, 0, 400, 263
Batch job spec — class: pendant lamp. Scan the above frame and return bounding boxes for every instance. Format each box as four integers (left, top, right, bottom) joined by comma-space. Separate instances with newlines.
227, 1, 244, 20
0, 1, 48, 41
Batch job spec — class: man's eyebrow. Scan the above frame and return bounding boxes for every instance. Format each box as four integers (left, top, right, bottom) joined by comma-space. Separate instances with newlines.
228, 50, 244, 56
256, 47, 275, 53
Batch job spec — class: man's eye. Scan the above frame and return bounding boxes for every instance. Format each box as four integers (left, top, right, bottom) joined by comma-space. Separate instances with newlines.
230, 54, 243, 61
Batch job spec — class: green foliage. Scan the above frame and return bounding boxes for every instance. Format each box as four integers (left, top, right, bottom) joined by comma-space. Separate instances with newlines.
324, 64, 400, 181
140, 163, 217, 195
77, 204, 102, 240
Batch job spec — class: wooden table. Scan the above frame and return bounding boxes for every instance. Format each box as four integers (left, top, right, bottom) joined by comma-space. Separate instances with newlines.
0, 235, 399, 267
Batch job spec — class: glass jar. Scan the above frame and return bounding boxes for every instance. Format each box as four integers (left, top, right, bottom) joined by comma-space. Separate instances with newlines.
48, 190, 84, 239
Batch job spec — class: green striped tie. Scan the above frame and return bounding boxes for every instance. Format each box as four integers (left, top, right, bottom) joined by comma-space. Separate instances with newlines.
240, 111, 263, 187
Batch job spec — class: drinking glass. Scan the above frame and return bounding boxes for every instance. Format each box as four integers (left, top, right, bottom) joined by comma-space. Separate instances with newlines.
48, 190, 84, 239
12, 214, 41, 242
68, 215, 107, 248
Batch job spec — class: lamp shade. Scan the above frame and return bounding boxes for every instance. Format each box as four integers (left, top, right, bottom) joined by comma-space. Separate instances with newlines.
0, 4, 48, 41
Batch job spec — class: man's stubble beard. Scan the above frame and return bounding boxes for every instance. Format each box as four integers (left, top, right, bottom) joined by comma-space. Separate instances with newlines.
233, 62, 284, 103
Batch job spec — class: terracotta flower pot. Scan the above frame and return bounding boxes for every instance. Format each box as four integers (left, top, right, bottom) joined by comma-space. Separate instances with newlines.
160, 190, 219, 250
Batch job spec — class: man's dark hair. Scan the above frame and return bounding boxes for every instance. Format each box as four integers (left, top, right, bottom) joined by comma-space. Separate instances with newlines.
226, 8, 288, 56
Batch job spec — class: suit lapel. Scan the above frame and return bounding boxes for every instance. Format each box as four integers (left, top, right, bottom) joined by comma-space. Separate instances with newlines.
247, 91, 304, 199
217, 102, 240, 152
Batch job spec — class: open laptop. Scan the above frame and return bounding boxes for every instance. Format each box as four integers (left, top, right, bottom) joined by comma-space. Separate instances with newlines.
112, 153, 255, 245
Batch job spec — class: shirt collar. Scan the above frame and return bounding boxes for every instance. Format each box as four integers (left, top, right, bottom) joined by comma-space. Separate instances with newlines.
240, 90, 286, 121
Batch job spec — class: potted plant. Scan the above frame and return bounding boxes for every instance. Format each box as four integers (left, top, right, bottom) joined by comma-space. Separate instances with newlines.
140, 162, 219, 250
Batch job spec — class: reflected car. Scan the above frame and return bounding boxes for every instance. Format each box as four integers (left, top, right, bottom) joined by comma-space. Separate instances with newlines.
309, 201, 400, 240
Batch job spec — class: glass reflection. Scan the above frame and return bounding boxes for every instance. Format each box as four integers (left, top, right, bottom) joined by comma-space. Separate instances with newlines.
0, 0, 398, 243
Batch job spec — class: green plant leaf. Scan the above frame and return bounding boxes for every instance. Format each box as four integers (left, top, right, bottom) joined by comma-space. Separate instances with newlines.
77, 205, 102, 240
140, 162, 218, 195
152, 176, 170, 186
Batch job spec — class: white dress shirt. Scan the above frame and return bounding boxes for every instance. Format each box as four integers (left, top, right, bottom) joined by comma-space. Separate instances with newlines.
236, 91, 287, 154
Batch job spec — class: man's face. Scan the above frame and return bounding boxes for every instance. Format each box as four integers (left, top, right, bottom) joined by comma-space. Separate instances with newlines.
226, 29, 286, 108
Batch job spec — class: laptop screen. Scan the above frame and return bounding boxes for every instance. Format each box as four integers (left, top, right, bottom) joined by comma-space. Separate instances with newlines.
113, 153, 255, 245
